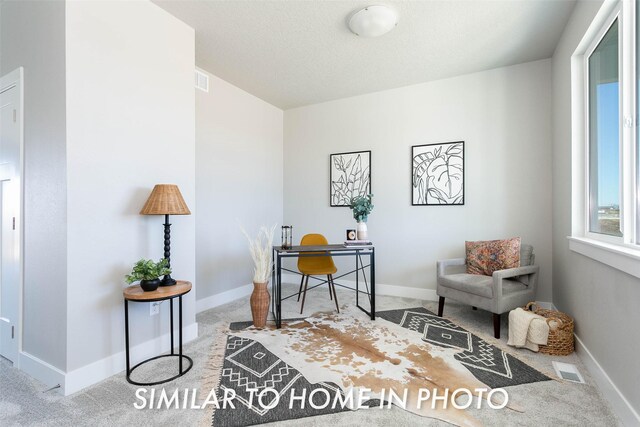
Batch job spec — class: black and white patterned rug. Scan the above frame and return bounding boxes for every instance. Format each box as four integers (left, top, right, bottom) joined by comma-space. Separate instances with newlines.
209, 308, 548, 426
211, 335, 378, 426
377, 307, 550, 388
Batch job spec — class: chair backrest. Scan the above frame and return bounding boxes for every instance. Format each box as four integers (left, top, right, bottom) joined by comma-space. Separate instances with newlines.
300, 233, 328, 246
298, 234, 336, 274
520, 244, 535, 266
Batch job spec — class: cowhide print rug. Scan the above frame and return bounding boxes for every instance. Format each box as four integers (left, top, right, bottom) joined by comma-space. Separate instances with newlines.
230, 306, 523, 426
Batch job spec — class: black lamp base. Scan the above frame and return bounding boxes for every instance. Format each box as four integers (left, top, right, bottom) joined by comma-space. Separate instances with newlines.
160, 274, 177, 287
159, 214, 177, 287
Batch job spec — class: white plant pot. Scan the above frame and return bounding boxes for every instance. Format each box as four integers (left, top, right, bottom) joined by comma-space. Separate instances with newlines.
356, 222, 368, 240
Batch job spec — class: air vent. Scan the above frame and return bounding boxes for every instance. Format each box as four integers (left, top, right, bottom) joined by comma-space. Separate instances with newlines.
195, 69, 209, 92
552, 361, 585, 383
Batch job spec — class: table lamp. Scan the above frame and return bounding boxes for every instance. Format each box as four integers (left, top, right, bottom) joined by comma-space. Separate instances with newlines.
140, 184, 191, 286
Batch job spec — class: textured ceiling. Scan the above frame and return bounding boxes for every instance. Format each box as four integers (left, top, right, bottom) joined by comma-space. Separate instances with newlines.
154, 0, 576, 109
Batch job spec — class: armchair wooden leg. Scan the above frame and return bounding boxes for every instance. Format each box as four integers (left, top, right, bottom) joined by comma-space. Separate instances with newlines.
329, 275, 339, 313
438, 297, 445, 317
493, 313, 501, 339
297, 275, 306, 302
300, 276, 310, 314
327, 275, 333, 300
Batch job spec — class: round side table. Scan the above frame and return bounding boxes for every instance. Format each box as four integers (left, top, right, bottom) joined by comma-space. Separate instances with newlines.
123, 280, 193, 386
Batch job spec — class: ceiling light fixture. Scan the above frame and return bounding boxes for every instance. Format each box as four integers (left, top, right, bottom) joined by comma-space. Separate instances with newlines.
348, 5, 398, 38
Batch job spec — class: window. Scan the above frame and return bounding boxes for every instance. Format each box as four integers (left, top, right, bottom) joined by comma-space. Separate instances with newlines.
587, 19, 621, 237
637, 0, 640, 244
569, 0, 640, 278
576, 0, 640, 250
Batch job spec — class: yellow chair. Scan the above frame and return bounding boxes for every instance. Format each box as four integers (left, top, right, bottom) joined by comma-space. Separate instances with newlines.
297, 234, 339, 314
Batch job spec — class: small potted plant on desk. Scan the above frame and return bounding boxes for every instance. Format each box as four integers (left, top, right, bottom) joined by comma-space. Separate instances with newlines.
350, 194, 374, 240
125, 258, 171, 292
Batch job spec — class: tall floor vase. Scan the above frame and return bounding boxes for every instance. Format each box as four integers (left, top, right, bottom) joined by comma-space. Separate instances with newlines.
250, 282, 270, 328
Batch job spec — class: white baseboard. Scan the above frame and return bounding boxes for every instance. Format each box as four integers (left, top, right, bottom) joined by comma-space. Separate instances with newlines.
63, 322, 198, 395
196, 283, 253, 313
574, 333, 640, 426
281, 274, 438, 301
19, 323, 199, 396
375, 283, 437, 301
195, 277, 557, 314
281, 274, 557, 308
19, 351, 66, 391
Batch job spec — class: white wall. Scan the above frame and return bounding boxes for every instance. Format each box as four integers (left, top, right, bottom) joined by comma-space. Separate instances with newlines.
284, 60, 553, 301
65, 0, 196, 373
552, 0, 640, 421
195, 69, 283, 305
0, 0, 68, 371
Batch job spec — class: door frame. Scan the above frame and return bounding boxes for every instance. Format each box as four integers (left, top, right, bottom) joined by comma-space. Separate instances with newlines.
0, 67, 24, 367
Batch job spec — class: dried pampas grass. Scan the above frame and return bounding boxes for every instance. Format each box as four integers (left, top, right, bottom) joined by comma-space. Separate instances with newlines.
240, 224, 277, 283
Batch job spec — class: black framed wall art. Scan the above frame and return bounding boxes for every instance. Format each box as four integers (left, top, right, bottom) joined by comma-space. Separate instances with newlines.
330, 150, 371, 207
411, 141, 464, 206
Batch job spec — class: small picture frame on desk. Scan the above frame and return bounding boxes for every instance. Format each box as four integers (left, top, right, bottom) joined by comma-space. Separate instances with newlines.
346, 229, 357, 241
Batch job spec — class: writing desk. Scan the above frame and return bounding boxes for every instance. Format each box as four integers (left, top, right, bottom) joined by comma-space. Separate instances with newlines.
271, 244, 375, 328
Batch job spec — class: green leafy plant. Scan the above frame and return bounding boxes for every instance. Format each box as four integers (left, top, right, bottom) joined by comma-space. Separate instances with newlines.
125, 258, 171, 284
349, 194, 374, 223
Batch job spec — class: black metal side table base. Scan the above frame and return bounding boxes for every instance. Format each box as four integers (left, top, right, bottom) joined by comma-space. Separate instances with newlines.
123, 282, 193, 387
126, 354, 193, 386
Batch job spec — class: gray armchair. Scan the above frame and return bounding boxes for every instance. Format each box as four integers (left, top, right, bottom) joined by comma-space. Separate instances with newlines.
436, 244, 539, 339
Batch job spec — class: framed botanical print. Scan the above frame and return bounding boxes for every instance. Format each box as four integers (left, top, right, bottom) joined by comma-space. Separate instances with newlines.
330, 150, 371, 207
412, 141, 464, 205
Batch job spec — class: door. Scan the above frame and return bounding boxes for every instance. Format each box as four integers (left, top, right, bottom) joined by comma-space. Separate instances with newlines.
0, 68, 23, 364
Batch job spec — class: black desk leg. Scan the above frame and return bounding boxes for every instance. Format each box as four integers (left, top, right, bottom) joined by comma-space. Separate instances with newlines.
179, 296, 183, 374
271, 249, 276, 318
170, 299, 174, 355
371, 249, 376, 320
356, 251, 360, 306
124, 300, 130, 375
276, 253, 282, 328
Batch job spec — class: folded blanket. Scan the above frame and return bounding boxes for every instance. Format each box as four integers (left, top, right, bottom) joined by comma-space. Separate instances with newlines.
507, 307, 549, 352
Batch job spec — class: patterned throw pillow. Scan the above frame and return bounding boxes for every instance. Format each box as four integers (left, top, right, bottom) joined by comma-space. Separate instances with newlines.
466, 237, 521, 276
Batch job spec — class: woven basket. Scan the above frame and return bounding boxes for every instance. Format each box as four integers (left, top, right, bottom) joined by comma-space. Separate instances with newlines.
525, 302, 575, 356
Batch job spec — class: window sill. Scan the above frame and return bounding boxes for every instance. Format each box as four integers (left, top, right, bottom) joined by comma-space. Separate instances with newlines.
567, 236, 640, 279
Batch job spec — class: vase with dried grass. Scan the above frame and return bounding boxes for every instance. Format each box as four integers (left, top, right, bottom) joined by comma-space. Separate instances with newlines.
241, 224, 276, 328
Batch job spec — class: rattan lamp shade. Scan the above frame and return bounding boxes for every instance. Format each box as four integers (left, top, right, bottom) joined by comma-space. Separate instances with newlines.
140, 185, 191, 215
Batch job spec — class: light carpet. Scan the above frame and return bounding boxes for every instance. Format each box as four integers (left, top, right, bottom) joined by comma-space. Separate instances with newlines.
0, 283, 621, 426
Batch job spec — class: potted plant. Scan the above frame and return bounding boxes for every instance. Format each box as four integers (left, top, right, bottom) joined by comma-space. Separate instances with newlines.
241, 224, 276, 328
349, 194, 374, 240
125, 258, 171, 292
